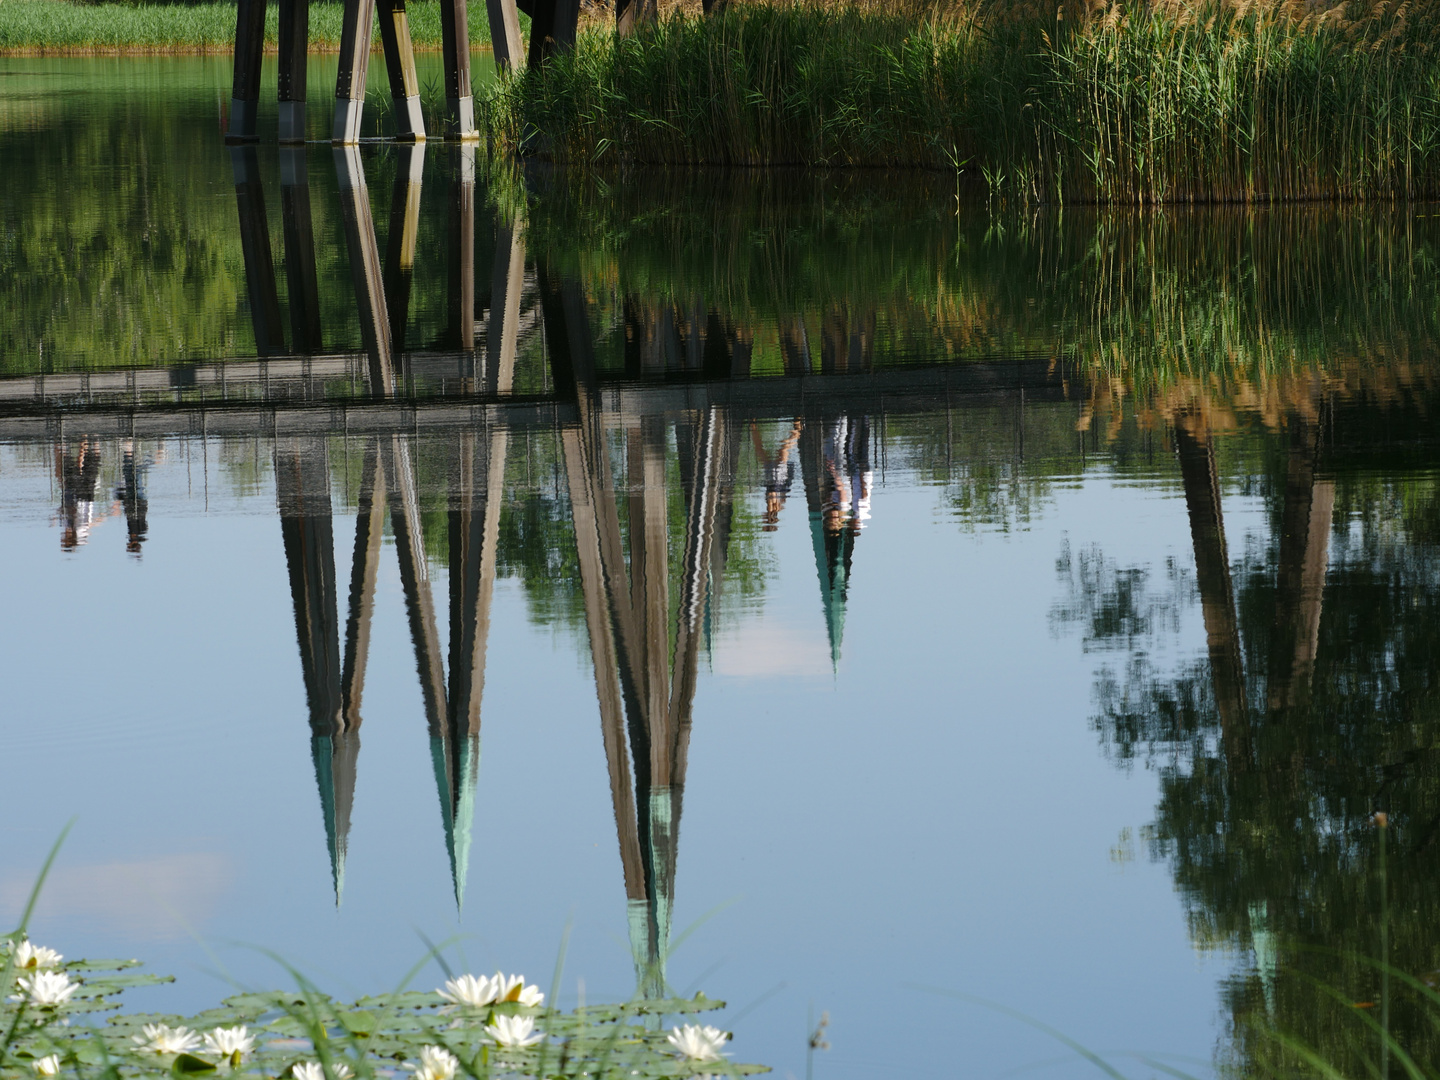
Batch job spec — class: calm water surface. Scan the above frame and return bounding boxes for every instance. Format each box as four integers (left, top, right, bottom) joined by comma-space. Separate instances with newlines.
4, 56, 1440, 1080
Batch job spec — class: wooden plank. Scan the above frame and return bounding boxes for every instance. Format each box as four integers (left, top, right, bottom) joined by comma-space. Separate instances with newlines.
227, 0, 266, 142
481, 0, 522, 77
333, 0, 378, 143
377, 0, 426, 140
277, 0, 310, 142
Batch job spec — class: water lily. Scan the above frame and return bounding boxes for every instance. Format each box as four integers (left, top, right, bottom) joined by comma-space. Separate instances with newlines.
667, 1024, 728, 1061
403, 1045, 458, 1080
292, 1062, 353, 1080
495, 973, 544, 1006
483, 1014, 544, 1049
131, 1024, 201, 1055
12, 942, 62, 971
13, 972, 77, 1007
203, 1026, 255, 1061
437, 973, 500, 1009
32, 1055, 61, 1077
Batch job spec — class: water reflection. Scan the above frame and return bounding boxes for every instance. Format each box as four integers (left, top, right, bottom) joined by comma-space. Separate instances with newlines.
13, 122, 1440, 1072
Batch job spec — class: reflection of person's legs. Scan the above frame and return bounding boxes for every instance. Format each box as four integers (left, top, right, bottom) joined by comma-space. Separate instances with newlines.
58, 442, 81, 550
119, 440, 149, 555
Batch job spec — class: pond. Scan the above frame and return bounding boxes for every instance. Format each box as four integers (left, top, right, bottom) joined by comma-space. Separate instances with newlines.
3, 54, 1440, 1080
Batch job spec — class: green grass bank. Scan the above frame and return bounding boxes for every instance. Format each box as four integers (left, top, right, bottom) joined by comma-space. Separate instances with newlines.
0, 0, 502, 54
484, 0, 1440, 202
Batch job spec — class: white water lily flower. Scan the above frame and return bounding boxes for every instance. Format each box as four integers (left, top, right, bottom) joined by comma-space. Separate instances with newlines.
494, 973, 544, 1006
13, 942, 62, 971
13, 972, 77, 1007
403, 1045, 458, 1080
131, 1024, 201, 1055
203, 1026, 255, 1060
32, 1055, 61, 1077
437, 973, 501, 1009
483, 1014, 544, 1049
292, 1063, 353, 1080
667, 1024, 728, 1062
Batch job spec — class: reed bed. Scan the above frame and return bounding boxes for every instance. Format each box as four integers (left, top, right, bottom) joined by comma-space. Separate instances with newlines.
485, 0, 1440, 202
0, 0, 495, 54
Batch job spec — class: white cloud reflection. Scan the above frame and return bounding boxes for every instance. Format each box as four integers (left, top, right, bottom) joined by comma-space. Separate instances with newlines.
712, 620, 833, 678
0, 853, 233, 941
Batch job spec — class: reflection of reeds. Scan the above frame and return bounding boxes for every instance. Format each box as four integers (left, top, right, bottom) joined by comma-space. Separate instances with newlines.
486, 0, 1440, 202
504, 171, 1440, 409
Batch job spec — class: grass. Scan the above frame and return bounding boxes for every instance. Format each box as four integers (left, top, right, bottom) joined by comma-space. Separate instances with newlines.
0, 0, 505, 55
482, 0, 1440, 202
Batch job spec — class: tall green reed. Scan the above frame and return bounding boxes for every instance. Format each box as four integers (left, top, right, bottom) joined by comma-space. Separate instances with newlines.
484, 0, 1440, 203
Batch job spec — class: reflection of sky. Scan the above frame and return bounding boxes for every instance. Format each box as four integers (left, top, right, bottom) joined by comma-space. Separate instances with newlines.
0, 438, 1267, 1080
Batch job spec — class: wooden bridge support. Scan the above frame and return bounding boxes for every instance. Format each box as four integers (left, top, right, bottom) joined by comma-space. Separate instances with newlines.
527, 0, 581, 68
227, 0, 266, 142
333, 0, 424, 143
277, 0, 310, 141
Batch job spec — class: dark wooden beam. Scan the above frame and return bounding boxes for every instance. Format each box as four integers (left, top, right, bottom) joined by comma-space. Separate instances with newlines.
277, 0, 310, 142
227, 0, 266, 142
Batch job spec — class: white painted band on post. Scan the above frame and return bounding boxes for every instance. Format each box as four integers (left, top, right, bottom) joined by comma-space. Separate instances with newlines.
396, 95, 426, 140
333, 98, 365, 145
446, 96, 479, 140
278, 101, 307, 144
228, 98, 257, 140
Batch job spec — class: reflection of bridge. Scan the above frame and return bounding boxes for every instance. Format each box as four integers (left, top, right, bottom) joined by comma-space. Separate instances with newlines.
13, 144, 1079, 996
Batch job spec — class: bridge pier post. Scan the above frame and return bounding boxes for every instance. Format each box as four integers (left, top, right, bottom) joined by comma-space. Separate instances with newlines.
226, 0, 266, 143
378, 0, 426, 141
277, 0, 309, 142
333, 0, 378, 143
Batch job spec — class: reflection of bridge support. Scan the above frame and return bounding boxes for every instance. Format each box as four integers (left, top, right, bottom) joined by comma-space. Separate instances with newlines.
334, 148, 396, 395
384, 145, 427, 365
1174, 413, 1251, 767
231, 148, 287, 357
280, 149, 323, 353
547, 274, 733, 997
1268, 419, 1333, 714
276, 436, 357, 904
